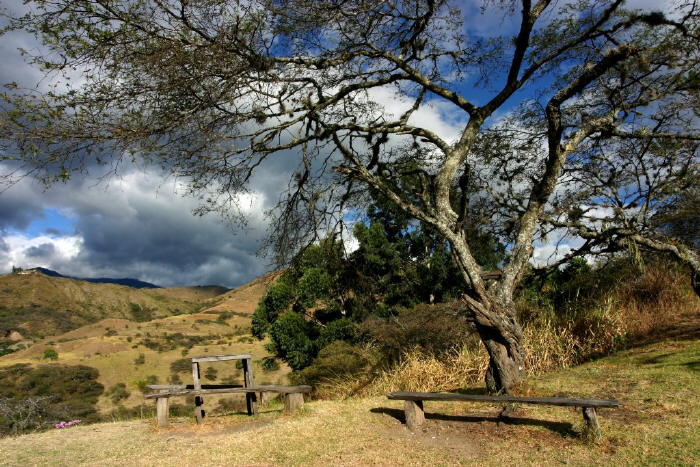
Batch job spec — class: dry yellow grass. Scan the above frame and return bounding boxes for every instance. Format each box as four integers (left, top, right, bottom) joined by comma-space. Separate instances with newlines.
0, 271, 289, 414
1, 339, 698, 466
320, 264, 699, 399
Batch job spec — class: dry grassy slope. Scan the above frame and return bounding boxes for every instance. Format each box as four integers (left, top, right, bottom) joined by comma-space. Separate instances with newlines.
0, 270, 289, 414
0, 338, 697, 466
201, 270, 283, 315
0, 272, 229, 337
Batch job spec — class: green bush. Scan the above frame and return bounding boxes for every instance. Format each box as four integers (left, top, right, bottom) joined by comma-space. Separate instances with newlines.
268, 312, 319, 371
252, 280, 295, 338
170, 358, 191, 374
135, 375, 158, 393
42, 348, 58, 360
0, 363, 104, 435
107, 383, 130, 404
260, 357, 280, 372
129, 303, 154, 322
204, 367, 218, 381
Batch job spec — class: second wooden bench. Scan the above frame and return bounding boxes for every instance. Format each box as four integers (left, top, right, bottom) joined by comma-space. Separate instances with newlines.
388, 391, 619, 435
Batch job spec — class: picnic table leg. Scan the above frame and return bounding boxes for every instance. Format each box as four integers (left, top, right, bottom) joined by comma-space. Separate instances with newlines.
156, 397, 169, 427
192, 361, 205, 423
582, 407, 600, 437
404, 400, 425, 431
242, 357, 257, 416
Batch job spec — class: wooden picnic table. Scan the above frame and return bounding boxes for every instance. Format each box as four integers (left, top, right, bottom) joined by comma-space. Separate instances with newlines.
145, 353, 311, 427
191, 353, 256, 422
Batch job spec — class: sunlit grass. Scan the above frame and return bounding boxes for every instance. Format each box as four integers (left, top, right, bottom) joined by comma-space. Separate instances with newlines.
1, 339, 697, 466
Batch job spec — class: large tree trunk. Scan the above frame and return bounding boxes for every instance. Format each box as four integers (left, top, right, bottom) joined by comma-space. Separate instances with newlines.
448, 234, 526, 394
478, 326, 525, 394
465, 298, 525, 394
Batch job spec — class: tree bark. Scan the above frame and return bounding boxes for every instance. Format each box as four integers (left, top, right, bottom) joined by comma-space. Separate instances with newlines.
480, 328, 525, 394
463, 298, 525, 394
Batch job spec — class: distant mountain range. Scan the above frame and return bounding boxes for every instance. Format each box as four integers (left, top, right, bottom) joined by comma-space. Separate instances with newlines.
27, 267, 160, 288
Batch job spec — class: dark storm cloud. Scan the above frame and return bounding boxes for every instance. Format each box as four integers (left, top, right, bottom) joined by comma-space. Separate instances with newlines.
0, 164, 281, 287
0, 189, 44, 230
24, 242, 55, 258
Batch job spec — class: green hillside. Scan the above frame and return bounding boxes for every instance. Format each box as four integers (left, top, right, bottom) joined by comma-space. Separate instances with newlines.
0, 270, 291, 420
0, 270, 229, 339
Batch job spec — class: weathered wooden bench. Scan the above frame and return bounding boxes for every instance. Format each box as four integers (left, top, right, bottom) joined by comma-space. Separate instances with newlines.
388, 391, 619, 435
145, 384, 312, 427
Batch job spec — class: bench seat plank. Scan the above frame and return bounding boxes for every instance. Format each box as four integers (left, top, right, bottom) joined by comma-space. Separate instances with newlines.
388, 391, 619, 408
147, 384, 244, 390
145, 384, 312, 399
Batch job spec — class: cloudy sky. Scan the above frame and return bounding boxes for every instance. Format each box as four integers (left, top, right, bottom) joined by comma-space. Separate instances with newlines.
0, 0, 672, 287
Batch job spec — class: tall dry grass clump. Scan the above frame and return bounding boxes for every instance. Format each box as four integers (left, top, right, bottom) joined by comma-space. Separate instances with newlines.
615, 264, 699, 338
316, 261, 698, 398
314, 341, 488, 399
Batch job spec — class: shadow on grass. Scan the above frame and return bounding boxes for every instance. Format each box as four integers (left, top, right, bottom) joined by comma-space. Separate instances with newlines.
638, 352, 699, 371
449, 387, 487, 395
371, 407, 577, 437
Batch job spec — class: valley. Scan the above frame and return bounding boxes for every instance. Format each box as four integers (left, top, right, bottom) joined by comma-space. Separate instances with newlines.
0, 269, 290, 416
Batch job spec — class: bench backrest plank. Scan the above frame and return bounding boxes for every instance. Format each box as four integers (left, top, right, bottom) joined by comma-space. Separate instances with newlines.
191, 354, 252, 363
387, 391, 619, 408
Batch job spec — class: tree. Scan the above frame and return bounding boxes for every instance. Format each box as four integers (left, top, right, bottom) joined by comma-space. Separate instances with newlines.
1, 1, 699, 393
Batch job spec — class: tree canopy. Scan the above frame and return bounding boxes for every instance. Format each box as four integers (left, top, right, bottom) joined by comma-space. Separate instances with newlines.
2, 0, 699, 392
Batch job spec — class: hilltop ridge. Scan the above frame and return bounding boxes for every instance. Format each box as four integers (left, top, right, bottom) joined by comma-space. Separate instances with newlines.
16, 266, 160, 288
0, 269, 231, 339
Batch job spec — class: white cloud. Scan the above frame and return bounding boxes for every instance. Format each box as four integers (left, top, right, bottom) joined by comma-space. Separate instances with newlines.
2, 233, 83, 269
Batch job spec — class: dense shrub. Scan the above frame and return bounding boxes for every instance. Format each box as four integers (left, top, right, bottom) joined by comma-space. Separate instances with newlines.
204, 367, 218, 381
359, 304, 473, 363
267, 312, 319, 370
0, 363, 104, 435
129, 303, 154, 322
291, 341, 370, 389
252, 280, 295, 338
170, 358, 191, 374
260, 357, 280, 372
107, 383, 130, 404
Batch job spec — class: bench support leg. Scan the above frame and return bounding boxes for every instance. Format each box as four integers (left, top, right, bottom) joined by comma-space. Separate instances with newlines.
404, 400, 425, 431
194, 395, 205, 424
582, 407, 600, 438
156, 397, 169, 427
243, 358, 257, 416
284, 393, 304, 413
